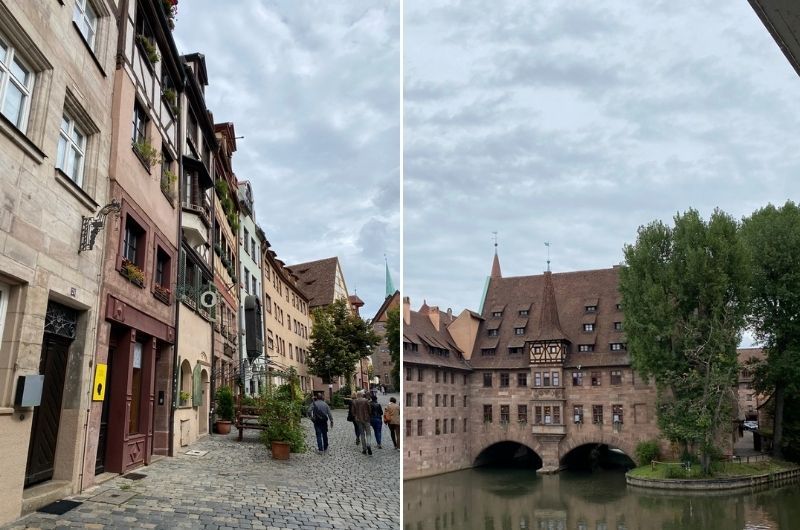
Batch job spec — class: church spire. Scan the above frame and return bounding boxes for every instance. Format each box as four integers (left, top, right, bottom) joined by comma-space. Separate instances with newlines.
490, 232, 502, 278
534, 271, 568, 341
384, 254, 395, 298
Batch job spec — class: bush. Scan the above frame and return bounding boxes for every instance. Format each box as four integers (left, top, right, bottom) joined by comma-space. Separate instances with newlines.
338, 384, 352, 397
215, 386, 235, 421
258, 388, 306, 453
331, 393, 345, 409
635, 440, 661, 466
665, 464, 686, 479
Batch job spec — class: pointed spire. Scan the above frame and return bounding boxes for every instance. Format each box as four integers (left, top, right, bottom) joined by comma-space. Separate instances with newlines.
534, 271, 568, 341
491, 232, 502, 278
385, 254, 395, 298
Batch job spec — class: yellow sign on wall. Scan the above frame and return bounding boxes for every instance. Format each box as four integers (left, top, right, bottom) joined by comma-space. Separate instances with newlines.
92, 363, 107, 401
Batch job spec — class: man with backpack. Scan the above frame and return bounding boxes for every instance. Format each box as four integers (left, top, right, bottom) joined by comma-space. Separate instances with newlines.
308, 394, 334, 453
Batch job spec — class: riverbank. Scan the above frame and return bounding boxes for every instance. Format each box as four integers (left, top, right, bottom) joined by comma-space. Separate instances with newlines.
626, 460, 800, 491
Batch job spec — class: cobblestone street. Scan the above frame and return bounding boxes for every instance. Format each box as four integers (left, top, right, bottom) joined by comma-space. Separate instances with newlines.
4, 395, 400, 530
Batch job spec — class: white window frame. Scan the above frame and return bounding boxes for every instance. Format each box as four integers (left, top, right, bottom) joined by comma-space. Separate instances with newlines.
0, 35, 34, 131
73, 0, 98, 50
56, 114, 87, 187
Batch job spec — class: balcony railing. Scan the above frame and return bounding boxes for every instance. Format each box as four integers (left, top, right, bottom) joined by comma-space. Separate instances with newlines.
181, 197, 212, 227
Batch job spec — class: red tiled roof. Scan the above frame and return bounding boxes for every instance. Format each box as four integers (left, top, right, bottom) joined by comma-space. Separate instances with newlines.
403, 308, 472, 371
471, 267, 627, 369
286, 257, 340, 308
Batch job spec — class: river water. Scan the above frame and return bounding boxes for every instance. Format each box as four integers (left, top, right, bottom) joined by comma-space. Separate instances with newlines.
404, 467, 800, 530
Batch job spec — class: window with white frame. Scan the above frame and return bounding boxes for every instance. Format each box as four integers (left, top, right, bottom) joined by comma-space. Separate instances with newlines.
0, 35, 34, 130
56, 115, 86, 186
73, 0, 98, 49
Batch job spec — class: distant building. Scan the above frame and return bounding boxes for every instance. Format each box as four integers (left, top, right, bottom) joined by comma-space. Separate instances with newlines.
737, 347, 766, 423
237, 181, 264, 395
404, 251, 664, 479
372, 290, 400, 392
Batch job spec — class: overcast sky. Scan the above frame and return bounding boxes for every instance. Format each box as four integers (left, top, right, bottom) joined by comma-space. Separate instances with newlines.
404, 0, 800, 336
174, 1, 399, 319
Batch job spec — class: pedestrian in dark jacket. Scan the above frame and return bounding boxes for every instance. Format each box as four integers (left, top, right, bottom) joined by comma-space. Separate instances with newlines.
369, 394, 384, 449
347, 393, 361, 445
308, 395, 334, 452
351, 390, 373, 455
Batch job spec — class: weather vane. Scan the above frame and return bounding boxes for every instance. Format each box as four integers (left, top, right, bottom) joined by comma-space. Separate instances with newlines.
545, 241, 551, 272
492, 231, 498, 252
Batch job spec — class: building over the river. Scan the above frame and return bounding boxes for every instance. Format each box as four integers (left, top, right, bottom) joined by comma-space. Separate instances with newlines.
403, 251, 663, 479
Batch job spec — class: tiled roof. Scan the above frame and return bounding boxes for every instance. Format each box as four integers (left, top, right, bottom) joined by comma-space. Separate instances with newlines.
403, 308, 472, 371
286, 257, 339, 308
470, 267, 628, 369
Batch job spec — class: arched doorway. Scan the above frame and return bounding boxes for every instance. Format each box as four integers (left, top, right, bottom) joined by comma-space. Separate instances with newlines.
560, 443, 636, 471
180, 360, 192, 406
199, 369, 209, 434
474, 441, 543, 470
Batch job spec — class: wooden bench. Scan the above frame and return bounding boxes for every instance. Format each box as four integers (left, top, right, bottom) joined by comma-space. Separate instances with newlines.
235, 401, 267, 441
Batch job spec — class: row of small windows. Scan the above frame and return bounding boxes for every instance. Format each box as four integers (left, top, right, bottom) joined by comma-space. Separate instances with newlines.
490, 304, 622, 319
405, 393, 467, 408
483, 343, 626, 356
481, 404, 625, 425
405, 418, 467, 437
489, 322, 623, 337
404, 366, 468, 385
481, 370, 625, 387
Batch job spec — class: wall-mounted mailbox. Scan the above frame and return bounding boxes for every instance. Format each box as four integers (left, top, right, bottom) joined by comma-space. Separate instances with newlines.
14, 375, 44, 407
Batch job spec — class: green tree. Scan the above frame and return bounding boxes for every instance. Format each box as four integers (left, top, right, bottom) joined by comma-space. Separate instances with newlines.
740, 201, 800, 460
386, 306, 400, 390
307, 298, 379, 386
619, 208, 750, 474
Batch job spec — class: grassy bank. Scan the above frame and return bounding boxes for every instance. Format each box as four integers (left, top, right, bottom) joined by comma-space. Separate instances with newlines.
628, 460, 797, 480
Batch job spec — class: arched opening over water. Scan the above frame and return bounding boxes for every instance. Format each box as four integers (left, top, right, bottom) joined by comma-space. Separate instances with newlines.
560, 443, 636, 472
474, 441, 543, 470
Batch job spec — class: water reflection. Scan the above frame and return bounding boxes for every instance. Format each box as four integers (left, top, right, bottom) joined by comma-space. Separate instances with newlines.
403, 467, 800, 530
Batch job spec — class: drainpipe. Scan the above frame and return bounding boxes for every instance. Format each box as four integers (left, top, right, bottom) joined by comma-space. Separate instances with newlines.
209, 183, 216, 436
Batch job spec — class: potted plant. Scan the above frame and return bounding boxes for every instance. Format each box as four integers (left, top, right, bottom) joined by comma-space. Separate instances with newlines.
162, 87, 178, 115
179, 390, 191, 406
153, 284, 171, 303
136, 34, 160, 64
121, 258, 145, 287
259, 375, 306, 459
133, 139, 162, 168
215, 386, 235, 434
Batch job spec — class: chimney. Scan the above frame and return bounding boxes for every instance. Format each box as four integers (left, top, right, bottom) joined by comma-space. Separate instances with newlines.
429, 306, 440, 331
403, 296, 411, 325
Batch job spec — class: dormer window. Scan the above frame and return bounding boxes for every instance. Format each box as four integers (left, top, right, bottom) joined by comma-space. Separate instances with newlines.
610, 343, 626, 351
548, 344, 560, 354
578, 344, 594, 352
488, 329, 498, 337
585, 305, 597, 313
583, 323, 594, 332
514, 327, 524, 336
481, 348, 496, 356
518, 310, 528, 316
508, 347, 523, 354
492, 311, 502, 318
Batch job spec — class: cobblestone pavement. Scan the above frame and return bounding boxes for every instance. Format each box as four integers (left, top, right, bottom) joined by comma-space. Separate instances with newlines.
4, 394, 400, 530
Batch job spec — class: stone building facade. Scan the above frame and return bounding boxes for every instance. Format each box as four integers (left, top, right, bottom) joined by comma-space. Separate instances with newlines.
0, 0, 117, 520
372, 290, 400, 392
403, 256, 664, 480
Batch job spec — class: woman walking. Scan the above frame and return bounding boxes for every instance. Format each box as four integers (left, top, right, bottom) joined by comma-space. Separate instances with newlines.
369, 394, 384, 449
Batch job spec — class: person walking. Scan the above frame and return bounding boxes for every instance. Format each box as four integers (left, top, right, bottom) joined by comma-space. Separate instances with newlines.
351, 390, 373, 455
369, 394, 384, 449
384, 396, 400, 450
308, 395, 334, 453
347, 392, 361, 445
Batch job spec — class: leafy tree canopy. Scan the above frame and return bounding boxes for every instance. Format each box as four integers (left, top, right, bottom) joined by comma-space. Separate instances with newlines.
386, 306, 400, 390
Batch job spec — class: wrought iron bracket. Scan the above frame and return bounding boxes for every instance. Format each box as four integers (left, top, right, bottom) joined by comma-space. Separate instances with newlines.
79, 199, 121, 253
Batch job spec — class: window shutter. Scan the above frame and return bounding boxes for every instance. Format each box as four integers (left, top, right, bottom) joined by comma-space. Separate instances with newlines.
192, 363, 201, 407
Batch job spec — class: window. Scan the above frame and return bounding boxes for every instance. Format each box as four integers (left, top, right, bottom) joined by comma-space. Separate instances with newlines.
243, 228, 250, 255
123, 216, 144, 266
514, 327, 524, 335
405, 420, 411, 437
543, 372, 551, 386
435, 419, 440, 435
483, 405, 492, 423
251, 276, 257, 297
616, 303, 622, 310
243, 269, 250, 294
533, 345, 543, 354
572, 371, 583, 386
442, 418, 447, 434
614, 322, 623, 331
543, 406, 551, 424
492, 311, 502, 318
613, 404, 624, 424
251, 237, 256, 258
417, 393, 423, 407
591, 372, 601, 386
534, 406, 542, 424
418, 368, 424, 382
583, 323, 594, 332
132, 100, 147, 145
552, 372, 560, 387
499, 373, 509, 387
0, 36, 34, 130
610, 343, 626, 351
488, 329, 498, 337
0, 282, 9, 364
450, 395, 454, 407
517, 373, 527, 387
450, 372, 455, 384
518, 405, 527, 423
154, 247, 170, 288
463, 418, 467, 432
585, 305, 597, 313
73, 0, 98, 49
405, 393, 412, 407
435, 394, 440, 407
56, 115, 86, 186
592, 405, 603, 424
481, 348, 496, 356
554, 406, 561, 424
451, 418, 455, 433
500, 405, 510, 423
534, 372, 541, 387
463, 374, 467, 385
574, 405, 584, 423
519, 309, 528, 316
463, 395, 467, 407
610, 370, 622, 385
578, 344, 594, 352
435, 370, 440, 383
483, 373, 492, 387
508, 346, 523, 354
417, 419, 424, 436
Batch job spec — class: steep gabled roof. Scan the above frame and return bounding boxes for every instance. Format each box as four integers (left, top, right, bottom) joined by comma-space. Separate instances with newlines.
404, 308, 472, 371
286, 257, 340, 308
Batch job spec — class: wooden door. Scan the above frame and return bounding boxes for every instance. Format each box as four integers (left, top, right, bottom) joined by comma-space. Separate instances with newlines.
95, 346, 115, 475
25, 335, 70, 487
